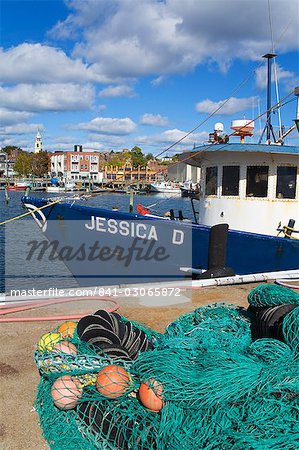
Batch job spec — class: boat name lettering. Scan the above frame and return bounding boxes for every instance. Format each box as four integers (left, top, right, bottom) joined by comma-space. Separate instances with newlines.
85, 216, 159, 241
172, 229, 184, 245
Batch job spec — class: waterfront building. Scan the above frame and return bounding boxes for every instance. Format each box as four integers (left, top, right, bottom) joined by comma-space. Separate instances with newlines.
102, 160, 164, 183
0, 150, 20, 177
50, 146, 104, 183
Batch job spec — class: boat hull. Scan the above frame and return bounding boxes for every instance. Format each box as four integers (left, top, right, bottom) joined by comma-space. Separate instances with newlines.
7, 185, 29, 191
21, 196, 299, 286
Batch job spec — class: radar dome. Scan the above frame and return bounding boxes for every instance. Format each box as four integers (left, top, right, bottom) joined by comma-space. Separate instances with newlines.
231, 120, 254, 133
214, 122, 224, 132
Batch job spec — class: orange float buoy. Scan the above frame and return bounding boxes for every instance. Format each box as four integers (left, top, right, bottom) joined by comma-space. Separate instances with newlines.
52, 340, 77, 355
51, 375, 82, 410
96, 364, 131, 398
57, 321, 77, 338
139, 379, 163, 412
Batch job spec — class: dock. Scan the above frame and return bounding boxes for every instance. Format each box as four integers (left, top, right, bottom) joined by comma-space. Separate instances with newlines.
0, 282, 258, 449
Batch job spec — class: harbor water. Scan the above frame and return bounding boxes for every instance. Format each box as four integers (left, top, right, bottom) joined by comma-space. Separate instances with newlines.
0, 190, 194, 294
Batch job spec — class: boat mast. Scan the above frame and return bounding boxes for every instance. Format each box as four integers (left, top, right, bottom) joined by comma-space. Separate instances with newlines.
276, 86, 299, 143
258, 53, 277, 144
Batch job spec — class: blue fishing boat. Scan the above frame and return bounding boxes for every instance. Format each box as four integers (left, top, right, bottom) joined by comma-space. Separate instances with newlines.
21, 157, 299, 285
21, 62, 299, 286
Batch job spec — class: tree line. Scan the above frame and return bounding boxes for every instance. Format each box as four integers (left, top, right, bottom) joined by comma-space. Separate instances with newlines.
1, 145, 170, 178
2, 146, 49, 177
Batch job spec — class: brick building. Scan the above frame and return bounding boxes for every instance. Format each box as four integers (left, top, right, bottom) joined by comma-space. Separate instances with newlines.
50, 146, 106, 183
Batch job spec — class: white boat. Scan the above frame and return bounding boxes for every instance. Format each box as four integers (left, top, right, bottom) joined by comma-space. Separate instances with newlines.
149, 181, 182, 193
47, 179, 76, 193
182, 140, 299, 237
46, 186, 66, 193
22, 61, 299, 285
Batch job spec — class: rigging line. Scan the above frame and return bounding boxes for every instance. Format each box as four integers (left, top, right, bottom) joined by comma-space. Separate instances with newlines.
154, 60, 264, 160
85, 89, 295, 203
268, 0, 275, 54
273, 63, 283, 138
268, 0, 283, 139
0, 198, 61, 226
275, 97, 296, 109
163, 89, 294, 172
90, 59, 265, 194
147, 193, 183, 209
146, 89, 294, 212
152, 13, 295, 164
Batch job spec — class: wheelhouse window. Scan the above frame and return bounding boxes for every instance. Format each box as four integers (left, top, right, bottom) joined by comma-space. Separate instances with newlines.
246, 166, 269, 198
205, 166, 218, 195
222, 166, 240, 196
276, 166, 297, 199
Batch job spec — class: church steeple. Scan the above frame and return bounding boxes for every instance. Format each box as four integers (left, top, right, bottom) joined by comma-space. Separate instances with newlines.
34, 129, 43, 154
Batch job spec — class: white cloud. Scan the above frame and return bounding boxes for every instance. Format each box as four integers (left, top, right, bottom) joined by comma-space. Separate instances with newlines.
0, 108, 34, 125
0, 123, 43, 135
195, 97, 257, 115
0, 83, 95, 112
138, 128, 209, 148
74, 117, 137, 135
151, 76, 166, 86
81, 141, 107, 151
49, 0, 298, 81
0, 137, 33, 151
140, 113, 169, 127
97, 104, 107, 112
0, 43, 101, 84
99, 85, 135, 98
255, 63, 295, 89
86, 134, 128, 149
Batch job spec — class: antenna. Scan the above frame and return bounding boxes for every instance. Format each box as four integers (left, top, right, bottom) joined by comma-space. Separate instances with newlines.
258, 53, 277, 144
275, 87, 299, 143
294, 86, 299, 134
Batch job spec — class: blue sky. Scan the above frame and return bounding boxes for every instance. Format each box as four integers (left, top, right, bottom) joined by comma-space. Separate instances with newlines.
1, 0, 298, 155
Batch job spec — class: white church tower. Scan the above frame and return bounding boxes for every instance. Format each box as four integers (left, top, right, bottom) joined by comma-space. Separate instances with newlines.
34, 130, 43, 154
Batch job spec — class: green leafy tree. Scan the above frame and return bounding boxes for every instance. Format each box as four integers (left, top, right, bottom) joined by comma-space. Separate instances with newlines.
13, 151, 33, 176
1, 145, 22, 156
130, 146, 147, 168
108, 149, 131, 167
31, 151, 50, 177
145, 153, 154, 161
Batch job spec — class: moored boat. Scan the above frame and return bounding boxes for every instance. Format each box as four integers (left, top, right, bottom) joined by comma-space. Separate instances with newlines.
7, 181, 31, 191
149, 181, 182, 194
21, 67, 299, 286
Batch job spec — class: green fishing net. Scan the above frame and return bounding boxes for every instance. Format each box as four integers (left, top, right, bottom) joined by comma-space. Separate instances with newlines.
34, 284, 299, 449
248, 283, 299, 307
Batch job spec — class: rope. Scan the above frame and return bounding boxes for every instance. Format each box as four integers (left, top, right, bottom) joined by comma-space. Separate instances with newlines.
0, 198, 61, 226
275, 279, 299, 289
277, 226, 299, 240
0, 296, 119, 322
